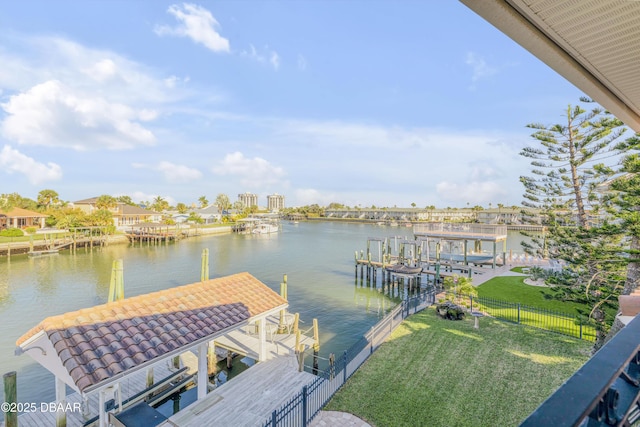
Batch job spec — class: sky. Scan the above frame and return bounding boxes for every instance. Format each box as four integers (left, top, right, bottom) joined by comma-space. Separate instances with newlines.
0, 1, 587, 209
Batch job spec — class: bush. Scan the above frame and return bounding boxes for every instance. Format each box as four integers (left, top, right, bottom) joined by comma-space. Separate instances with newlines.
25, 227, 37, 234
0, 228, 24, 238
436, 301, 466, 320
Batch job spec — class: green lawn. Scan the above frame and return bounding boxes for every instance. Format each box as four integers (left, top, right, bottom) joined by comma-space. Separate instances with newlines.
325, 308, 590, 427
476, 275, 585, 313
474, 275, 596, 341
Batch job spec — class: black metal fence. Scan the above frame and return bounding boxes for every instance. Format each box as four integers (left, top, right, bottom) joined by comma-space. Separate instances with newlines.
521, 314, 640, 426
464, 294, 596, 342
262, 287, 436, 427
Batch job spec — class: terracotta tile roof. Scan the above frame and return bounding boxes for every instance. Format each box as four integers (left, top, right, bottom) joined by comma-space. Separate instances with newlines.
16, 272, 287, 393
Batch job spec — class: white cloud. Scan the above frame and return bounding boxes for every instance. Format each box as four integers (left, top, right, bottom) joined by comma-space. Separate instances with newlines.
466, 52, 498, 86
297, 54, 307, 71
241, 45, 280, 70
84, 58, 118, 82
155, 3, 230, 53
0, 145, 62, 184
133, 161, 203, 183
1, 80, 156, 150
267, 118, 530, 206
270, 51, 280, 70
164, 75, 190, 88
212, 152, 286, 188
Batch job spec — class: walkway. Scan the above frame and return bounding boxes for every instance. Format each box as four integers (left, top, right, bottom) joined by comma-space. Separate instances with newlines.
310, 411, 371, 426
469, 260, 550, 286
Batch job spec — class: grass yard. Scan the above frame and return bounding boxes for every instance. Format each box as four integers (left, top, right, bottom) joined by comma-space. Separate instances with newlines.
476, 275, 585, 313
325, 308, 590, 427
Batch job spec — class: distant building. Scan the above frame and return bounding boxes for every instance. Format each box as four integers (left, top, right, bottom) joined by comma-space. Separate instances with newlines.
267, 194, 285, 212
72, 197, 162, 228
0, 207, 48, 229
238, 192, 258, 208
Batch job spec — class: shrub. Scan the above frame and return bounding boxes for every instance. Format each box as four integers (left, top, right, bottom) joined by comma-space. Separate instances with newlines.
0, 228, 23, 238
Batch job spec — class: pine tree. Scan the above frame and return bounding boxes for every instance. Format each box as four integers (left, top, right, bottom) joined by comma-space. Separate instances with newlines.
520, 98, 626, 229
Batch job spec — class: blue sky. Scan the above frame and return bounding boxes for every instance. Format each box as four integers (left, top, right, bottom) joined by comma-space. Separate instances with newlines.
0, 1, 586, 208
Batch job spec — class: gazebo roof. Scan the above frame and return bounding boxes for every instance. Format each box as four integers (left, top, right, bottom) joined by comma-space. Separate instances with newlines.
16, 272, 287, 394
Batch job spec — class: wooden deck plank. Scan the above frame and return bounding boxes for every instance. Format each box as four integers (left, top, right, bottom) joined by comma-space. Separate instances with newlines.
162, 355, 315, 427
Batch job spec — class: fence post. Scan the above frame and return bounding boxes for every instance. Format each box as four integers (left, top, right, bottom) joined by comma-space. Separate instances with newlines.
517, 303, 521, 323
370, 326, 374, 354
271, 409, 277, 427
302, 385, 308, 427
470, 295, 473, 313
343, 350, 348, 383
579, 320, 583, 340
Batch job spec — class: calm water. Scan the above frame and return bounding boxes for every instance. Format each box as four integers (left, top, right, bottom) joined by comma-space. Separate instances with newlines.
0, 221, 529, 406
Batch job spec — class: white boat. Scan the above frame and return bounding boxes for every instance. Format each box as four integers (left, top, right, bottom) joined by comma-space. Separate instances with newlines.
252, 222, 279, 234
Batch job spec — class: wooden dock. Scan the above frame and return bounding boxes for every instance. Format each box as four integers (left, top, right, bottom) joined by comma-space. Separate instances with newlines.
160, 355, 315, 427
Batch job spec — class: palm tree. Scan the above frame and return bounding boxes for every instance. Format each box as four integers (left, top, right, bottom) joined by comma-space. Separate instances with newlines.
151, 196, 169, 212
176, 203, 188, 214
198, 196, 209, 209
95, 195, 118, 211
37, 189, 59, 209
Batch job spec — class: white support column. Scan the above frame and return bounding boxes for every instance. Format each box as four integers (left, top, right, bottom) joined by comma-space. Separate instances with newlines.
258, 317, 267, 361
98, 389, 106, 427
197, 342, 209, 399
55, 377, 67, 427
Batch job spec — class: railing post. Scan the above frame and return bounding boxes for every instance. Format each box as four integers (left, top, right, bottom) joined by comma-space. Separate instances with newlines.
343, 350, 348, 383
370, 327, 374, 354
271, 409, 277, 427
579, 319, 583, 340
517, 303, 521, 323
302, 385, 308, 427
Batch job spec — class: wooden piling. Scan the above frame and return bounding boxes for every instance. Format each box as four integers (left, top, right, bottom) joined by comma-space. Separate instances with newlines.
4, 371, 17, 427
226, 350, 233, 370
201, 248, 209, 282
108, 259, 125, 302
329, 353, 335, 379
297, 344, 306, 372
208, 346, 217, 375
146, 367, 154, 389
312, 318, 320, 375
278, 274, 288, 333
293, 313, 299, 334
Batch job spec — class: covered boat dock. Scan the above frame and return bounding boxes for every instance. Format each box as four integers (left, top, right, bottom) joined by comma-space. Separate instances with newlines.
11, 272, 316, 427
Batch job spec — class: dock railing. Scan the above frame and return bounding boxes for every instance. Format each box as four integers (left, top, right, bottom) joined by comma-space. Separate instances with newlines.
413, 222, 508, 238
262, 288, 436, 427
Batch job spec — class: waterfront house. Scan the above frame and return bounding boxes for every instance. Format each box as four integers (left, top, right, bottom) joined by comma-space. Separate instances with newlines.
72, 197, 162, 228
0, 207, 48, 229
168, 205, 222, 224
